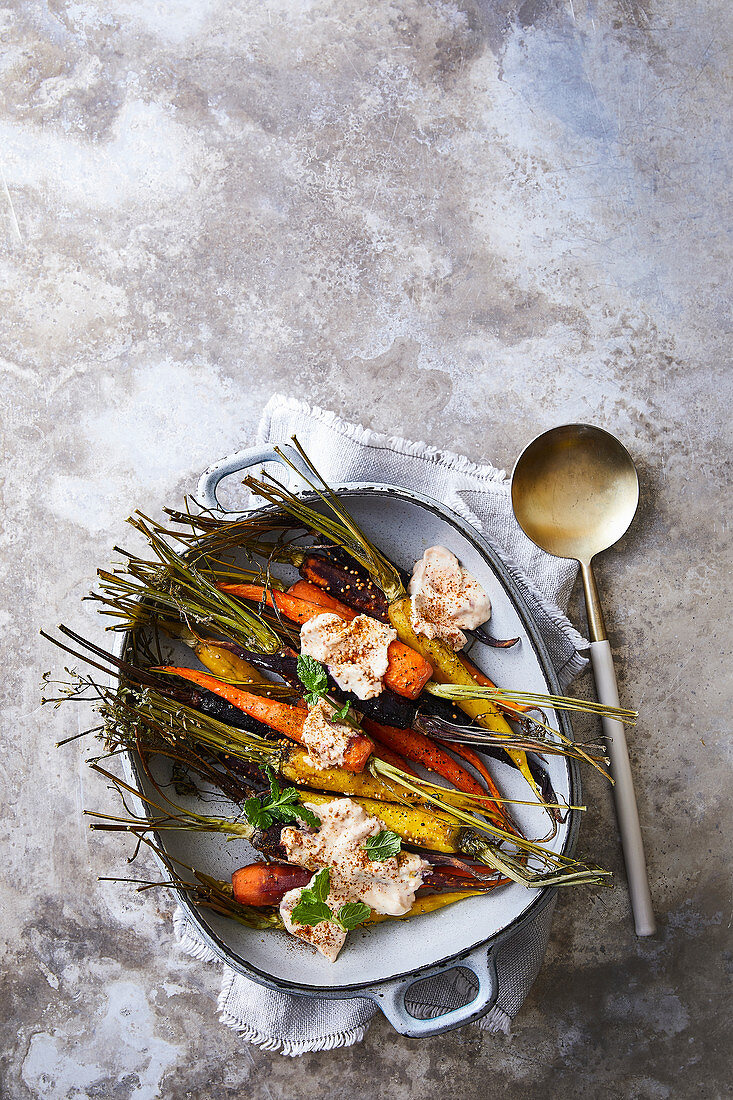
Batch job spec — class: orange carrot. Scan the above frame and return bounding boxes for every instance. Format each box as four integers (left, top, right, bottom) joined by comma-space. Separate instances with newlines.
435, 739, 514, 830
363, 718, 507, 823
233, 861, 503, 905
155, 666, 373, 773
383, 641, 432, 699
373, 746, 419, 776
232, 863, 310, 906
287, 580, 357, 618
217, 584, 433, 701
217, 584, 345, 626
158, 665, 306, 736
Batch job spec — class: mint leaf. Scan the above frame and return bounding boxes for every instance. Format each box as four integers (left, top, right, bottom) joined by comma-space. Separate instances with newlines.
274, 802, 322, 829
364, 830, 402, 861
310, 867, 330, 902
243, 796, 271, 830
330, 701, 351, 722
335, 902, 371, 931
265, 767, 302, 811
290, 869, 371, 932
297, 654, 328, 706
265, 765, 283, 801
290, 868, 333, 927
242, 771, 321, 831
290, 899, 333, 927
293, 804, 323, 829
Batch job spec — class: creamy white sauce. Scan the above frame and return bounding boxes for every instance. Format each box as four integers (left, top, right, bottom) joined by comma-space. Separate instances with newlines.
279, 798, 429, 961
301, 698, 352, 770
408, 545, 491, 651
300, 612, 397, 700
280, 880, 348, 963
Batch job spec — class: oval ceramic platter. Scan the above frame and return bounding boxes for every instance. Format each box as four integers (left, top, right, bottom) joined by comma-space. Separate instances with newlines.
119, 476, 579, 1005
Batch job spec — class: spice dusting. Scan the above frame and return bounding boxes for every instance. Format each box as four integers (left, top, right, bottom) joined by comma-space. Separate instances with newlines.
279, 798, 429, 960
408, 545, 491, 650
301, 697, 353, 770
300, 612, 397, 699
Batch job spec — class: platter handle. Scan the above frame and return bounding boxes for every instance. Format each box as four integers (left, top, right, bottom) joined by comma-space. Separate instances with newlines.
196, 443, 311, 512
371, 942, 498, 1038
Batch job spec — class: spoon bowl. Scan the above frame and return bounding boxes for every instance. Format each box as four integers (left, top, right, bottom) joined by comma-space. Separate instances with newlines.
511, 423, 639, 564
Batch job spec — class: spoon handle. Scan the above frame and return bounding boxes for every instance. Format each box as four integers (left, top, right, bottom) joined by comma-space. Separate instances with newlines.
590, 640, 656, 937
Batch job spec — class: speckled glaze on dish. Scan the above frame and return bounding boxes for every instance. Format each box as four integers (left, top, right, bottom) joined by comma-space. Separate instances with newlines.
117, 445, 580, 1037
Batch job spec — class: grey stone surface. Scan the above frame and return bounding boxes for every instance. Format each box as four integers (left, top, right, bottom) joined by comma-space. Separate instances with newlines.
1, 0, 730, 1096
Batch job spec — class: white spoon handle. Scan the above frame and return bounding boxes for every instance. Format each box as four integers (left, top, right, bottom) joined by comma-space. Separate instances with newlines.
590, 640, 656, 936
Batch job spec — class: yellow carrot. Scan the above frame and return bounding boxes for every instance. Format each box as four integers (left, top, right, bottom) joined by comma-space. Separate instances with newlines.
279, 749, 496, 816
279, 750, 422, 803
299, 790, 461, 853
192, 640, 269, 687
367, 890, 483, 924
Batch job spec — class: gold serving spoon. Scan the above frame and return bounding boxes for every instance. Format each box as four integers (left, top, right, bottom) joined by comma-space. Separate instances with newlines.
511, 424, 655, 936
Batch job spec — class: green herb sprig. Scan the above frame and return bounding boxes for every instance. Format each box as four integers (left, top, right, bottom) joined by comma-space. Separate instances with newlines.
290, 868, 371, 932
363, 830, 402, 861
296, 656, 355, 725
297, 654, 328, 706
329, 701, 351, 722
243, 767, 321, 830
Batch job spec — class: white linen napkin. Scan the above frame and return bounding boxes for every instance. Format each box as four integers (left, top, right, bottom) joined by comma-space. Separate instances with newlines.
173, 394, 589, 1055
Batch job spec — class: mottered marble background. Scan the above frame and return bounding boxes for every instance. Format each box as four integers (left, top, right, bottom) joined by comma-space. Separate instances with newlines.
0, 0, 730, 1097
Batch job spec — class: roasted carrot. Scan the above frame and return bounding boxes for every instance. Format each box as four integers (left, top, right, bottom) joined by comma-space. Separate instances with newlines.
300, 790, 461, 851
217, 583, 433, 701
232, 862, 311, 906
299, 553, 390, 620
280, 751, 422, 804
364, 718, 485, 796
363, 718, 509, 828
373, 745, 418, 776
365, 891, 489, 924
388, 598, 511, 732
383, 640, 433, 699
190, 639, 284, 693
435, 739, 515, 831
157, 666, 306, 737
287, 580, 357, 618
217, 583, 350, 626
155, 666, 374, 773
191, 638, 307, 708
438, 739, 495, 791
458, 655, 530, 718
456, 655, 539, 794
232, 862, 499, 906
